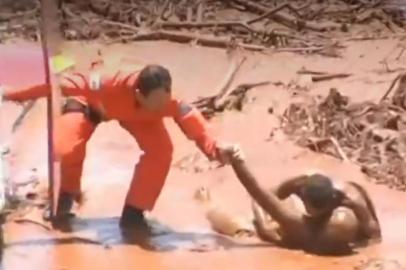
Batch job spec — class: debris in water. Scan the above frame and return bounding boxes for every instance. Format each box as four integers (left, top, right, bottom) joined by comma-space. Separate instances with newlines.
354, 258, 404, 270
281, 79, 406, 192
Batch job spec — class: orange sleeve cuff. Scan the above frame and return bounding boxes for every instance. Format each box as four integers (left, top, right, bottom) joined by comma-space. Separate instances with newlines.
4, 84, 50, 102
3, 73, 99, 102
176, 107, 219, 160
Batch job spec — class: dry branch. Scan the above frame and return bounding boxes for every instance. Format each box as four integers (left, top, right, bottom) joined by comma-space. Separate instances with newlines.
379, 73, 406, 103
312, 73, 352, 82
297, 68, 328, 75
192, 57, 246, 117
213, 57, 247, 108
158, 21, 256, 33
247, 3, 300, 25
231, 0, 339, 32
194, 78, 270, 119
329, 136, 350, 162
112, 30, 266, 51
296, 68, 352, 81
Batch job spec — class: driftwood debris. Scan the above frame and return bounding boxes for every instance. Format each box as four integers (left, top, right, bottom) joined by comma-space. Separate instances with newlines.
192, 56, 271, 119
281, 81, 406, 192
231, 0, 340, 32
1, 0, 404, 54
194, 80, 270, 119
297, 68, 352, 82
109, 30, 266, 51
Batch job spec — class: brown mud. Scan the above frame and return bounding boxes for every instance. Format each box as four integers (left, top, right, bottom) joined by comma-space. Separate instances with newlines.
0, 38, 406, 269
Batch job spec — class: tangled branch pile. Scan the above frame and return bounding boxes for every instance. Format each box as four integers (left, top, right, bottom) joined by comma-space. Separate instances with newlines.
194, 81, 271, 119
281, 73, 406, 191
1, 0, 405, 54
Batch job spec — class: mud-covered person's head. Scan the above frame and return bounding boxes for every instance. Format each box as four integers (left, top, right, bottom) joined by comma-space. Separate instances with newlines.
135, 65, 172, 111
299, 174, 344, 217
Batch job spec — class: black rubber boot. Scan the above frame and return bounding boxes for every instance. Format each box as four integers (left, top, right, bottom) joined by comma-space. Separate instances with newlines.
119, 205, 148, 229
43, 192, 75, 222
56, 192, 75, 216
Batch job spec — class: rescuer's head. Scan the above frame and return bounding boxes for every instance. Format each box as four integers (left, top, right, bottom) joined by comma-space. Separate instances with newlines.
136, 65, 172, 111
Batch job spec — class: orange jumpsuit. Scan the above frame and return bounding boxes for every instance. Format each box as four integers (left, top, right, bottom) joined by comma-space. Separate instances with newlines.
4, 71, 219, 210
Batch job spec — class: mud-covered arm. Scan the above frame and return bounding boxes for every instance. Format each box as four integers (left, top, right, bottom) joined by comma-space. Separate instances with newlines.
251, 201, 282, 244
173, 101, 219, 161
2, 84, 49, 101
2, 73, 98, 102
341, 196, 380, 239
230, 157, 298, 228
253, 218, 282, 244
273, 175, 309, 199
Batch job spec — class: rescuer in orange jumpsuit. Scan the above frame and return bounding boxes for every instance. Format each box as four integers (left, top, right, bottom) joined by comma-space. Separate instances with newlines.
3, 64, 234, 228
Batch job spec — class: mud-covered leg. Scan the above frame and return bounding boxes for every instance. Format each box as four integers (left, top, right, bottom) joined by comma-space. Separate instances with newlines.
43, 112, 96, 224
251, 200, 282, 244
0, 224, 3, 249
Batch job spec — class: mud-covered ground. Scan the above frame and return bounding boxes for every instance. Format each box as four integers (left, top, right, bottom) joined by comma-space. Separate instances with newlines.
0, 38, 405, 269
1, 1, 406, 270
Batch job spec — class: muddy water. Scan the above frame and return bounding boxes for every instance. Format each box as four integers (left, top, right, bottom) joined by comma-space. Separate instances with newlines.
1, 40, 406, 270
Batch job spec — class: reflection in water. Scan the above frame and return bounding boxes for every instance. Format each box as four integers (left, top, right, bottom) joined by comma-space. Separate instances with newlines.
4, 216, 268, 253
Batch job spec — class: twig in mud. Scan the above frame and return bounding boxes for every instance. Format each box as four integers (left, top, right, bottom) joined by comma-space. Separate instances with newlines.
379, 73, 406, 103
101, 19, 139, 32
275, 46, 326, 53
247, 1, 312, 25
62, 5, 91, 25
329, 136, 350, 162
297, 68, 328, 75
0, 6, 39, 22
247, 3, 300, 25
302, 136, 349, 162
224, 81, 271, 110
389, 73, 406, 108
311, 73, 352, 82
158, 21, 256, 34
13, 218, 52, 231
395, 47, 405, 61
236, 81, 271, 90
196, 0, 205, 23
231, 0, 339, 32
12, 100, 37, 133
345, 33, 406, 41
110, 30, 266, 52
213, 57, 247, 109
155, 0, 171, 23
274, 42, 343, 56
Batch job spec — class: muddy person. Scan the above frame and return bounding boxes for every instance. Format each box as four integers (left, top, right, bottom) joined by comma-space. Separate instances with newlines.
225, 147, 381, 254
2, 64, 237, 229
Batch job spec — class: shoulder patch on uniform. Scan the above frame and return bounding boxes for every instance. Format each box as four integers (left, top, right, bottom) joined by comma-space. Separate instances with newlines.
89, 72, 102, 91
178, 101, 193, 116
